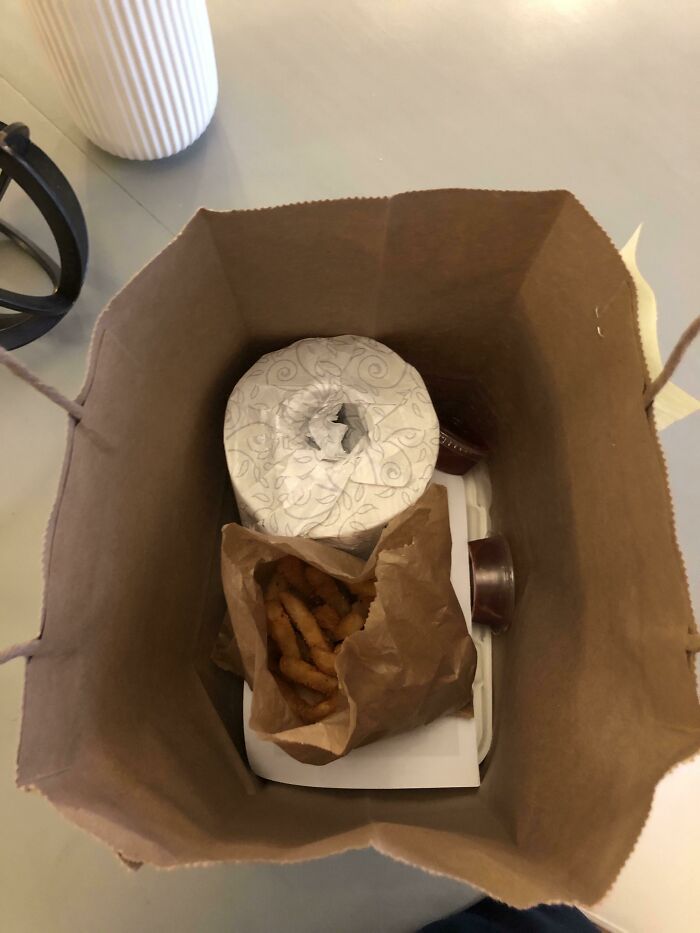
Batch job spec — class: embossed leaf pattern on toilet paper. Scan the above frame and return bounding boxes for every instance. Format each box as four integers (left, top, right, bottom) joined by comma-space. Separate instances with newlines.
224, 336, 439, 554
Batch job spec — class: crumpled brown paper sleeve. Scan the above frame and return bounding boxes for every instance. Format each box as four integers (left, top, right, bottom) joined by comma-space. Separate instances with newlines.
217, 484, 476, 765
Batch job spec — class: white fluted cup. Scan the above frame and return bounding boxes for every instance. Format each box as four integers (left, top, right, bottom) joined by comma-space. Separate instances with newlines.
26, 0, 218, 160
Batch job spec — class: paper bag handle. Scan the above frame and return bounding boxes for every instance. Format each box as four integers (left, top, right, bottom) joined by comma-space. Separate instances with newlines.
0, 639, 42, 665
0, 351, 81, 669
0, 345, 83, 420
644, 315, 700, 408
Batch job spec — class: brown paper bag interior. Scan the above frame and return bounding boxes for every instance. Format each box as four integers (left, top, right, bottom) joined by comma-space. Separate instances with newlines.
18, 190, 700, 906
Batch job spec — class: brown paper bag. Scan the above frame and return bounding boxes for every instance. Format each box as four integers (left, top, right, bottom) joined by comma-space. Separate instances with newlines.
217, 484, 476, 765
12, 189, 700, 907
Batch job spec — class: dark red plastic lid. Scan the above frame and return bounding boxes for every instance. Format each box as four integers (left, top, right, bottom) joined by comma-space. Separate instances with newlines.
436, 423, 486, 475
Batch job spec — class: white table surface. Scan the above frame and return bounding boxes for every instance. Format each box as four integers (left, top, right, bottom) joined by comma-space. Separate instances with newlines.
1, 2, 699, 931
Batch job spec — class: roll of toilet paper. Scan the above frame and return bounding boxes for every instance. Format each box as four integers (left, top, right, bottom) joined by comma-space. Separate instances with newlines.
224, 336, 440, 555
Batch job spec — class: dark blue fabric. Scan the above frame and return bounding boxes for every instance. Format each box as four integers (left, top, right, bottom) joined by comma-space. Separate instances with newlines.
420, 899, 597, 932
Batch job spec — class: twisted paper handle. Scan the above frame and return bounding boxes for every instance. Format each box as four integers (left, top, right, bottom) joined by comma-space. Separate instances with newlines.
644, 315, 700, 408
0, 639, 42, 665
0, 345, 84, 420
0, 347, 82, 667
